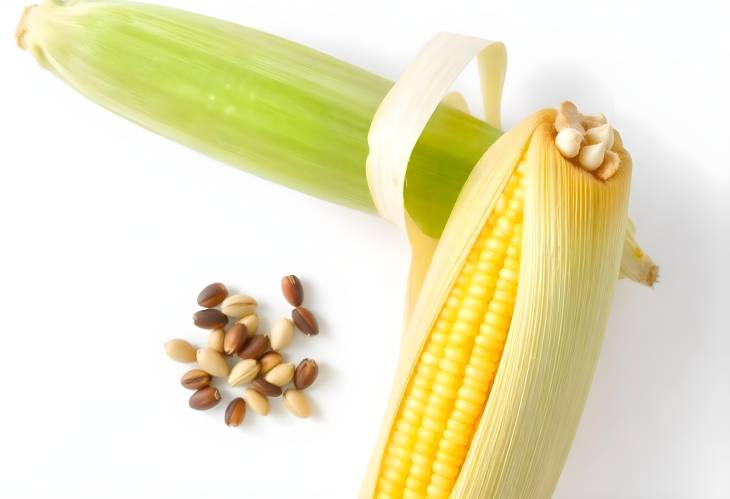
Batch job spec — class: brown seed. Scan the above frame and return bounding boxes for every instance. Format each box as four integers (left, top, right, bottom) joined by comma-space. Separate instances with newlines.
193, 308, 228, 329
189, 386, 221, 410
252, 378, 282, 397
180, 369, 211, 390
224, 323, 248, 355
197, 282, 228, 308
238, 335, 270, 360
294, 358, 319, 390
292, 307, 319, 336
259, 351, 283, 374
224, 398, 246, 427
281, 275, 304, 307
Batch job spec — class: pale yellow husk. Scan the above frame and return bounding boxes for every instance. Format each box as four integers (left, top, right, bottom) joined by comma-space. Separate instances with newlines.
362, 109, 631, 498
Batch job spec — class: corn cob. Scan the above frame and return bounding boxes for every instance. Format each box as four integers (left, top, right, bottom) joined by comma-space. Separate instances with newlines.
17, 2, 656, 497
365, 109, 633, 497
15, 0, 655, 287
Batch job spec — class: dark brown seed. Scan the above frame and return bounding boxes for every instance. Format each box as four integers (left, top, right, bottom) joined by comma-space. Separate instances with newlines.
189, 386, 221, 410
223, 323, 248, 355
193, 308, 228, 329
238, 334, 270, 360
294, 358, 319, 390
281, 275, 304, 307
197, 282, 228, 308
224, 398, 246, 427
292, 307, 319, 336
180, 369, 211, 390
252, 378, 282, 397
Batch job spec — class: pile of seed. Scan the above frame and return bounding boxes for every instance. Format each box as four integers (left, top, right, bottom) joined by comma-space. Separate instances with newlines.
164, 275, 319, 426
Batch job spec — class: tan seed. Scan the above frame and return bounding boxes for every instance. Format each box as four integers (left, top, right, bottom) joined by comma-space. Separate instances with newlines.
228, 359, 260, 386
292, 307, 319, 336
238, 335, 270, 360
164, 339, 197, 363
270, 318, 294, 350
237, 314, 259, 335
180, 369, 211, 390
207, 329, 225, 353
283, 389, 311, 418
224, 398, 246, 427
221, 294, 257, 318
294, 358, 319, 390
251, 378, 283, 397
281, 275, 304, 307
196, 348, 230, 377
189, 386, 221, 410
197, 282, 228, 308
264, 362, 294, 387
243, 388, 270, 415
224, 323, 248, 355
259, 351, 283, 374
193, 308, 228, 329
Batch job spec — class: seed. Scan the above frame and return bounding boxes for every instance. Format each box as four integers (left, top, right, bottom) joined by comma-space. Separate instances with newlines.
180, 369, 211, 390
294, 358, 319, 390
264, 362, 295, 387
164, 339, 197, 363
221, 294, 257, 318
283, 389, 311, 418
197, 282, 228, 308
237, 314, 259, 335
578, 142, 607, 171
243, 388, 270, 415
281, 275, 304, 307
224, 398, 246, 427
555, 128, 583, 159
251, 378, 282, 397
292, 307, 319, 336
193, 308, 228, 329
238, 335, 270, 360
228, 359, 260, 386
196, 348, 230, 377
207, 328, 225, 353
259, 351, 283, 374
224, 323, 248, 355
189, 386, 221, 410
270, 318, 294, 350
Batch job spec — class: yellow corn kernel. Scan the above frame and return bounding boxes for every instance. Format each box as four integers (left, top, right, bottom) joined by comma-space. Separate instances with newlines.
375, 169, 524, 496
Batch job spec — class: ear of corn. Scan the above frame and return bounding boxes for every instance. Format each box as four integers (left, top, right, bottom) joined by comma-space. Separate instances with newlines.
19, 4, 653, 497
363, 110, 632, 498
17, 1, 655, 287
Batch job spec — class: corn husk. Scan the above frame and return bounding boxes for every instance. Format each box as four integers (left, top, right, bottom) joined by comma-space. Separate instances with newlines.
16, 1, 655, 285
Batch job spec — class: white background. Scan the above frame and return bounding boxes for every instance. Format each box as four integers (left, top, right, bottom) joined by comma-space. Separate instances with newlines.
1, 0, 728, 498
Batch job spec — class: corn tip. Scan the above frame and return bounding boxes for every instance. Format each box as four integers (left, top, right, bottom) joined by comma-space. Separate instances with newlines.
16, 5, 37, 50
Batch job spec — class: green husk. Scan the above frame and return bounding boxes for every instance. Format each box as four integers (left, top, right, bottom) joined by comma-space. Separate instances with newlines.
18, 0, 500, 239
18, 0, 657, 286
